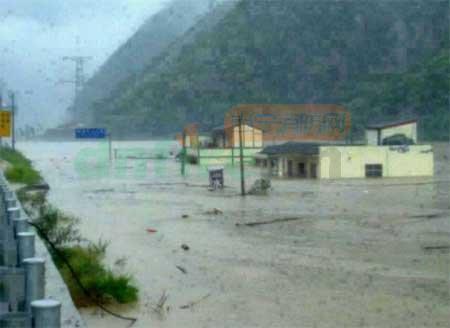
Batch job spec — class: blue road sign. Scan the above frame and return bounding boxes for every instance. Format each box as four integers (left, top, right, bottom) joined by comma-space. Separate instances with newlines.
75, 128, 107, 139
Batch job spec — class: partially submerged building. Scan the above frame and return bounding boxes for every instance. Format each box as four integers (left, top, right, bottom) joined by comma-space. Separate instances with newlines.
184, 124, 263, 165
365, 118, 417, 145
257, 118, 434, 179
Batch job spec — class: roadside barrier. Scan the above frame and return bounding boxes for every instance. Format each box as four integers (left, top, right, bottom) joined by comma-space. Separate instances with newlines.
0, 173, 61, 328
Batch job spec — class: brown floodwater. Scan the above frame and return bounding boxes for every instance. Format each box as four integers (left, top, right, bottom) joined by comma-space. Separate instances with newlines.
19, 141, 450, 328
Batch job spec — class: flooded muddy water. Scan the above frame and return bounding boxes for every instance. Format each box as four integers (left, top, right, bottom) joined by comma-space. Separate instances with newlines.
19, 141, 450, 328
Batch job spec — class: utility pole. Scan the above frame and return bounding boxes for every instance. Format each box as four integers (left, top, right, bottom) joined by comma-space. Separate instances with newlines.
238, 114, 245, 196
181, 129, 186, 176
9, 92, 15, 150
108, 133, 112, 162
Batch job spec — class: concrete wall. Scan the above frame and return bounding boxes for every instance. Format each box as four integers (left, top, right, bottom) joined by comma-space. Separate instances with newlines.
319, 145, 434, 179
187, 147, 261, 165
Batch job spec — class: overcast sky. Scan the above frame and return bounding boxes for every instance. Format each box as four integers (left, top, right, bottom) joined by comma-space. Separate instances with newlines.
0, 0, 169, 129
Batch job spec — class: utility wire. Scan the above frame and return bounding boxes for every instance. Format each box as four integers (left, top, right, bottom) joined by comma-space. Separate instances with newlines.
26, 220, 138, 327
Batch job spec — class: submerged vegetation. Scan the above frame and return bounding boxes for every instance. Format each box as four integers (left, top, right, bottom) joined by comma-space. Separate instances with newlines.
1, 147, 138, 307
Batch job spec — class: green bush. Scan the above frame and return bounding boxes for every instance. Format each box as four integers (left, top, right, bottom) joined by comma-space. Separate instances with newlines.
57, 243, 138, 306
34, 206, 138, 307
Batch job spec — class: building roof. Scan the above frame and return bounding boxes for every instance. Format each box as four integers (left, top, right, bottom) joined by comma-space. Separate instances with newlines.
212, 125, 227, 133
261, 142, 322, 156
366, 117, 418, 130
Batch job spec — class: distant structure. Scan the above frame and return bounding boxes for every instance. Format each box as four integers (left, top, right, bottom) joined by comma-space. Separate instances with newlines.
61, 56, 92, 101
209, 0, 217, 11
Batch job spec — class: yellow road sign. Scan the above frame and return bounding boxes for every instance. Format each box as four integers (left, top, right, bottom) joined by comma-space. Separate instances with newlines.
0, 111, 11, 137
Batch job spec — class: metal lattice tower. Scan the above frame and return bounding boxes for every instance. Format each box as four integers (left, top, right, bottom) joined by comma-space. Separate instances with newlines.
209, 0, 217, 11
61, 56, 92, 100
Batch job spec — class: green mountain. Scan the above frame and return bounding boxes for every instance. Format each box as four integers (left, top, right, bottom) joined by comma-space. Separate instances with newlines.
340, 49, 449, 141
89, 0, 449, 140
72, 0, 223, 123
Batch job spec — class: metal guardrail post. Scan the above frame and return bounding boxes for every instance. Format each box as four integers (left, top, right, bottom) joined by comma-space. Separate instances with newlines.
7, 207, 20, 226
5, 198, 17, 209
23, 257, 45, 311
13, 217, 28, 236
31, 299, 61, 328
17, 232, 35, 265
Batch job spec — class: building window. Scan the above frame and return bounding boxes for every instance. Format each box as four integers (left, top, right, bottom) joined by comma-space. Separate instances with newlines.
365, 164, 383, 178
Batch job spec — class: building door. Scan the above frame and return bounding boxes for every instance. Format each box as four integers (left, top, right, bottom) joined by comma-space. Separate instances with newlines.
310, 163, 317, 179
288, 160, 293, 177
298, 162, 306, 178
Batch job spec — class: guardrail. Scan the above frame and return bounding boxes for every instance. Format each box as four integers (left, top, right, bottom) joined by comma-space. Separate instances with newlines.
0, 173, 61, 328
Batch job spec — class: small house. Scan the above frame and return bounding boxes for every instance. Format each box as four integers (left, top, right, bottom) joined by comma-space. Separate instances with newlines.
211, 124, 263, 148
365, 118, 417, 146
257, 118, 433, 179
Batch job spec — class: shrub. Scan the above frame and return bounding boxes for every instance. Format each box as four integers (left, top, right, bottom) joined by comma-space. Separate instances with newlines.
57, 243, 138, 306
33, 207, 138, 306
34, 205, 83, 247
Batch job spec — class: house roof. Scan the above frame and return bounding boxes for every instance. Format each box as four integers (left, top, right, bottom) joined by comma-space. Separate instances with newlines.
212, 125, 227, 132
366, 117, 418, 130
261, 142, 322, 156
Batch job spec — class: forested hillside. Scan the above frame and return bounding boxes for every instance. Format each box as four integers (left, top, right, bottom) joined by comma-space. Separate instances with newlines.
71, 0, 220, 122
88, 0, 448, 140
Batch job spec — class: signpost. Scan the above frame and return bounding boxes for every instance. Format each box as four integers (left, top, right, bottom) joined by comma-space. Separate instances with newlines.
75, 128, 112, 161
75, 128, 107, 139
0, 111, 11, 138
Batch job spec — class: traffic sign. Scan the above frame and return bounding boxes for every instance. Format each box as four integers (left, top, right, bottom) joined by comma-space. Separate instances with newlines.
75, 128, 107, 139
0, 111, 11, 137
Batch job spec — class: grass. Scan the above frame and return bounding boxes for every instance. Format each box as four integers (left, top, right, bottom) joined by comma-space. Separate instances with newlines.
0, 147, 42, 185
56, 243, 138, 306
33, 205, 139, 307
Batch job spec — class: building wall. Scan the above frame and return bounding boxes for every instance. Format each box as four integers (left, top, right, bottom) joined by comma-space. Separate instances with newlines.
319, 145, 433, 179
233, 125, 263, 148
380, 122, 417, 143
366, 129, 379, 145
261, 155, 319, 178
187, 147, 261, 165
365, 122, 417, 146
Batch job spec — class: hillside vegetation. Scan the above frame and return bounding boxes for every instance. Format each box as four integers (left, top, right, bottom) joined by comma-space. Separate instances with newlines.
72, 0, 219, 122
87, 0, 448, 140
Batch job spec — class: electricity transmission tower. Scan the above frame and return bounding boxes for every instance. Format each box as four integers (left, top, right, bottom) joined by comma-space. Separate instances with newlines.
209, 0, 217, 11
61, 56, 92, 100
